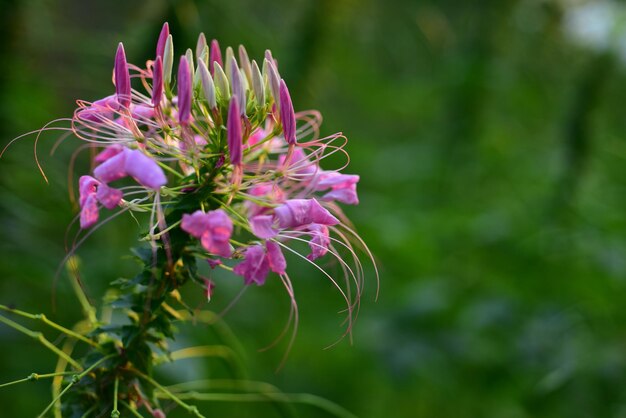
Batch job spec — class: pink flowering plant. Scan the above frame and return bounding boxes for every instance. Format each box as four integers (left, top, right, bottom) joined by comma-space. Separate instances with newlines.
0, 23, 377, 417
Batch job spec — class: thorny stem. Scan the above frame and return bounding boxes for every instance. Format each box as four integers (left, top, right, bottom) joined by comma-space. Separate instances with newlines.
0, 314, 82, 370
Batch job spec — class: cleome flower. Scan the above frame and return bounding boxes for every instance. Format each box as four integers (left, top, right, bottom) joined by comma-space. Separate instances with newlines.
68, 22, 377, 340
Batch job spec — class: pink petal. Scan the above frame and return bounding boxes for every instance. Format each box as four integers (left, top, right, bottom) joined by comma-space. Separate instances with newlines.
308, 199, 340, 225
206, 209, 233, 242
96, 184, 123, 209
266, 240, 286, 274
307, 224, 330, 261
95, 145, 124, 163
80, 194, 99, 229
322, 183, 359, 205
181, 211, 211, 239
93, 149, 128, 183
131, 104, 155, 120
275, 199, 339, 229
124, 149, 167, 189
250, 215, 279, 239
79, 175, 100, 207
316, 172, 359, 189
233, 245, 270, 286
201, 233, 232, 257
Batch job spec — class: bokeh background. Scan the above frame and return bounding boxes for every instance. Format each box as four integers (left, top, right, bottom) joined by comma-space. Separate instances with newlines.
3, 0, 626, 417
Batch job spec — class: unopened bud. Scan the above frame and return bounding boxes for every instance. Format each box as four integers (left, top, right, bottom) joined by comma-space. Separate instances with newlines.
238, 45, 253, 84
156, 22, 169, 59
230, 59, 246, 115
198, 60, 216, 109
196, 32, 207, 61
209, 39, 223, 75
213, 62, 230, 101
163, 34, 174, 85
264, 58, 281, 109
251, 60, 265, 106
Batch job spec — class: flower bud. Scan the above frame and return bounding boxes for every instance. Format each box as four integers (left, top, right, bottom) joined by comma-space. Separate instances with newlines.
264, 58, 281, 109
156, 22, 169, 59
229, 59, 246, 115
198, 60, 216, 109
209, 39, 222, 75
213, 62, 230, 101
152, 56, 163, 107
251, 60, 265, 106
279, 79, 296, 144
185, 48, 194, 82
238, 45, 252, 84
225, 46, 235, 80
114, 43, 131, 108
196, 32, 207, 61
177, 56, 192, 125
227, 97, 242, 165
163, 34, 174, 85
199, 44, 209, 65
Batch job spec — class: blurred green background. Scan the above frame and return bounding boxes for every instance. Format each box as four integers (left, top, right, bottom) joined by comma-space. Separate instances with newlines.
3, 0, 626, 417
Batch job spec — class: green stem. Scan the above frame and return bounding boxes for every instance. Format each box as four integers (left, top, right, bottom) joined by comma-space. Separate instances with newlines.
132, 368, 207, 418
0, 371, 75, 389
111, 376, 120, 417
0, 314, 82, 370
120, 401, 146, 418
37, 354, 115, 418
161, 391, 358, 418
0, 304, 97, 347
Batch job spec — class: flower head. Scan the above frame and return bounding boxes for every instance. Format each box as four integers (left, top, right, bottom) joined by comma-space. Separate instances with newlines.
68, 24, 377, 342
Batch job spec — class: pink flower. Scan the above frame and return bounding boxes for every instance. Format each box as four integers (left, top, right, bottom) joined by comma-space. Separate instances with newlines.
274, 199, 339, 229
233, 241, 286, 285
181, 209, 233, 257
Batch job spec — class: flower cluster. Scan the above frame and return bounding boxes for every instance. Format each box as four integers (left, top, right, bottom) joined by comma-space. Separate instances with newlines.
71, 23, 372, 310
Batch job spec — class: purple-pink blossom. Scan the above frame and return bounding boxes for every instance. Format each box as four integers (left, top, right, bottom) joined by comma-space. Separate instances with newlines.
181, 209, 233, 257
233, 241, 287, 285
